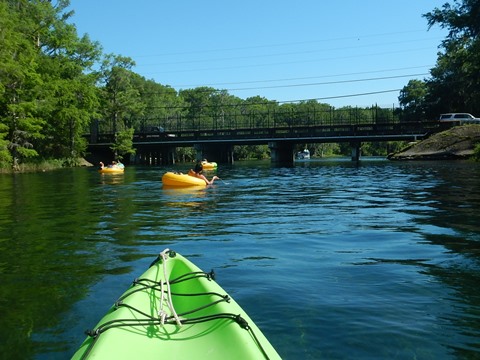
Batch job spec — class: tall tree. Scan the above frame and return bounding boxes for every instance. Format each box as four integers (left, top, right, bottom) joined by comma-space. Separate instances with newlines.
99, 54, 144, 158
0, 2, 13, 166
424, 0, 480, 116
0, 0, 101, 167
135, 77, 186, 131
0, 0, 44, 169
240, 96, 276, 128
99, 54, 144, 134
34, 0, 102, 160
399, 79, 428, 121
179, 87, 218, 129
110, 127, 135, 161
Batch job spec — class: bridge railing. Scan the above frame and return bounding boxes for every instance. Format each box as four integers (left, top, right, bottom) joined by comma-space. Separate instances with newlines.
162, 107, 401, 133
89, 106, 452, 144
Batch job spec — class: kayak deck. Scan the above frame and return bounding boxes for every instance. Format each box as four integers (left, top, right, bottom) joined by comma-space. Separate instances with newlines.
72, 250, 281, 360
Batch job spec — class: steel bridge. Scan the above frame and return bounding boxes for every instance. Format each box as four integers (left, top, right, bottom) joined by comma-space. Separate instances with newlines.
87, 118, 452, 165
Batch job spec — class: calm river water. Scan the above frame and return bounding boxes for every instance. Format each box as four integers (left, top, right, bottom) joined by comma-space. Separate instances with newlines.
0, 158, 480, 359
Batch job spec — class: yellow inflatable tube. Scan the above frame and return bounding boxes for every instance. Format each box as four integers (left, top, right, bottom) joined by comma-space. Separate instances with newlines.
162, 172, 206, 187
201, 161, 217, 169
98, 167, 124, 174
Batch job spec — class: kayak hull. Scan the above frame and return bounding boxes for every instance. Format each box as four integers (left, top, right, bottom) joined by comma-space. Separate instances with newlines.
72, 250, 281, 360
162, 172, 206, 187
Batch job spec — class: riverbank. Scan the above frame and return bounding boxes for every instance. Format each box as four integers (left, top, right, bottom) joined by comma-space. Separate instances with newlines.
387, 124, 480, 160
3, 126, 480, 172
0, 158, 93, 174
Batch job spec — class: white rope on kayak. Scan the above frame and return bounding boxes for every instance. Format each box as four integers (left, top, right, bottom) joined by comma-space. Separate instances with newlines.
158, 248, 182, 327
158, 281, 168, 325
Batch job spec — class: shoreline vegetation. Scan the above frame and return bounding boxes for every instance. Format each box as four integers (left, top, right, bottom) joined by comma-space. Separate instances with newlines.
2, 124, 480, 174
0, 158, 93, 174
1, 1, 480, 173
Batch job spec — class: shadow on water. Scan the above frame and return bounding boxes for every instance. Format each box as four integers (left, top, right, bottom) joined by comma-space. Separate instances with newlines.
0, 168, 146, 358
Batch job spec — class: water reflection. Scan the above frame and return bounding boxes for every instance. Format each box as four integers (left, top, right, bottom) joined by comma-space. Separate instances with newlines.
98, 172, 125, 185
162, 185, 206, 195
388, 161, 480, 359
162, 186, 209, 212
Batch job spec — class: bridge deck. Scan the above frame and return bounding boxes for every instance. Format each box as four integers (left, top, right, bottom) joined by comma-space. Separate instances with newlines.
89, 121, 451, 147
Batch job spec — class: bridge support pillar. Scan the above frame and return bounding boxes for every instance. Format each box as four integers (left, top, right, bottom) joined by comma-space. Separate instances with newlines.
162, 147, 176, 165
350, 142, 361, 162
268, 141, 294, 165
133, 146, 176, 165
194, 144, 234, 164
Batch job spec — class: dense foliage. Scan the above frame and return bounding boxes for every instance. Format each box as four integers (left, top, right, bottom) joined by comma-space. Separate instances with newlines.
0, 0, 100, 169
400, 0, 480, 121
1, 0, 479, 169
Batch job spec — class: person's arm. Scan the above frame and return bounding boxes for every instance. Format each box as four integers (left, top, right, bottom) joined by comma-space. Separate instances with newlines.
207, 176, 219, 185
196, 173, 209, 185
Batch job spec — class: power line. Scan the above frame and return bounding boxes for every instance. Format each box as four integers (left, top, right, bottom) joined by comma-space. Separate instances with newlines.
143, 46, 436, 76
172, 65, 433, 87
143, 88, 403, 109
223, 73, 429, 92
132, 29, 436, 58
141, 73, 426, 95
136, 37, 442, 67
277, 89, 403, 104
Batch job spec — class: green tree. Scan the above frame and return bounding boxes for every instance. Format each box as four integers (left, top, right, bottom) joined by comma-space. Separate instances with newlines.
399, 79, 428, 121
473, 143, 480, 161
1, 0, 101, 168
136, 78, 185, 131
178, 87, 243, 130
311, 143, 340, 157
99, 54, 145, 134
175, 146, 195, 163
180, 87, 218, 129
0, 0, 44, 169
208, 90, 239, 130
241, 96, 277, 128
0, 125, 11, 167
424, 0, 480, 116
110, 127, 135, 161
33, 1, 101, 160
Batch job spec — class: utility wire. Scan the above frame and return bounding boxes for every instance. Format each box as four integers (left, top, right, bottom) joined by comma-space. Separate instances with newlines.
133, 29, 437, 58
137, 37, 442, 67
278, 89, 403, 104
223, 73, 429, 92
142, 88, 403, 110
139, 73, 427, 95
172, 65, 433, 87
143, 46, 435, 75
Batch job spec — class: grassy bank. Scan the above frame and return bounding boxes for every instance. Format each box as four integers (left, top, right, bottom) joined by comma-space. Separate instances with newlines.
0, 158, 93, 174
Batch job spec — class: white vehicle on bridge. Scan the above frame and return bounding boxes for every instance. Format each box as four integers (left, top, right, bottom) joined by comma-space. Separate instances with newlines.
439, 113, 480, 124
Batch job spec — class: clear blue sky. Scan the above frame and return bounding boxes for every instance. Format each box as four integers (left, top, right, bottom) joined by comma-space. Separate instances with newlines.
68, 0, 448, 108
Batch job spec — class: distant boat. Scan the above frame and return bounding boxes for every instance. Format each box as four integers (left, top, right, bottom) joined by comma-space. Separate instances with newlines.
296, 149, 310, 160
